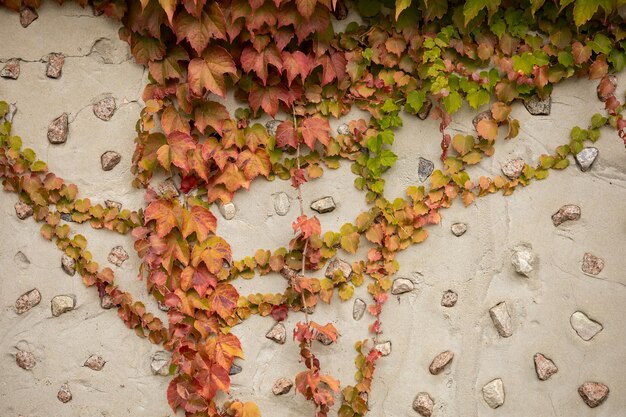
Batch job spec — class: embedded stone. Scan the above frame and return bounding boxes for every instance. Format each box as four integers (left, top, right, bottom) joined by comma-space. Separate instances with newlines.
451, 222, 467, 237
265, 119, 282, 136
441, 290, 458, 307
14, 201, 33, 220
61, 253, 76, 276
100, 294, 115, 309
523, 95, 551, 115
272, 377, 293, 395
157, 178, 179, 198
533, 353, 558, 381
429, 351, 454, 375
157, 301, 169, 312
489, 302, 512, 338
511, 244, 535, 276
229, 364, 242, 375
60, 213, 72, 222
575, 147, 598, 172
266, 323, 286, 344
101, 151, 121, 171
272, 192, 291, 216
417, 99, 433, 121
46, 53, 65, 79
51, 294, 76, 317
15, 288, 41, 314
337, 123, 350, 135
105, 200, 122, 211
93, 96, 116, 121
570, 311, 602, 341
279, 266, 298, 281
2, 102, 18, 123
581, 252, 604, 276
597, 75, 617, 101
57, 383, 72, 403
578, 382, 609, 408
391, 278, 414, 295
417, 157, 434, 182
482, 378, 505, 409
84, 355, 106, 371
108, 246, 129, 267
552, 204, 581, 226
47, 113, 69, 144
1, 59, 20, 79
353, 298, 366, 320
375, 341, 391, 356
19, 7, 38, 27
501, 158, 525, 179
14, 251, 30, 266
219, 201, 236, 220
412, 392, 434, 416
316, 332, 334, 346
151, 351, 170, 376
325, 258, 352, 280
310, 196, 336, 213
332, 0, 348, 20
16, 350, 36, 370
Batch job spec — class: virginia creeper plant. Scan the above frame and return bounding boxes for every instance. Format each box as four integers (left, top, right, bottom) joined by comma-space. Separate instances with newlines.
1, 0, 625, 416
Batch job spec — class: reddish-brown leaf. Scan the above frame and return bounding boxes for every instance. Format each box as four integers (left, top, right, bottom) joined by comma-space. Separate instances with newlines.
174, 5, 227, 55
194, 101, 229, 135
188, 46, 237, 98
275, 120, 299, 148
300, 116, 330, 149
208, 283, 239, 319
237, 149, 271, 180
240, 45, 282, 85
292, 214, 321, 239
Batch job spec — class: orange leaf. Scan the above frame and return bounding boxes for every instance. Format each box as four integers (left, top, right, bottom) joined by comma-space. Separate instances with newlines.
208, 283, 239, 319
188, 46, 237, 98
300, 116, 330, 149
476, 118, 498, 140
194, 101, 229, 135
144, 200, 178, 237
237, 149, 271, 180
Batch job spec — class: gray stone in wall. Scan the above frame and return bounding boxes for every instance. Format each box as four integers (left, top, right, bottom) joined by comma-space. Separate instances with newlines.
310, 196, 336, 213
157, 178, 179, 198
501, 158, 525, 179
266, 323, 286, 344
101, 151, 121, 171
391, 278, 414, 295
229, 364, 242, 375
441, 290, 458, 307
15, 288, 41, 314
57, 383, 72, 403
14, 251, 30, 266
47, 113, 69, 144
325, 258, 352, 280
353, 298, 366, 320
84, 355, 106, 371
511, 244, 535, 276
272, 377, 293, 395
51, 294, 76, 317
2, 102, 18, 123
272, 192, 291, 216
105, 200, 122, 211
523, 95, 551, 115
61, 253, 76, 276
489, 302, 512, 338
14, 202, 33, 220
265, 119, 282, 136
570, 311, 602, 341
417, 99, 433, 121
417, 157, 434, 182
375, 341, 391, 356
108, 246, 129, 267
429, 350, 454, 375
337, 123, 350, 135
482, 378, 505, 409
450, 222, 467, 236
151, 351, 170, 376
575, 147, 598, 172
219, 201, 236, 220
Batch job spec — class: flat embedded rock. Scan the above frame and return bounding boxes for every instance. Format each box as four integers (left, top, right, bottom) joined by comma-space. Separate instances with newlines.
310, 196, 336, 213
108, 245, 129, 267
450, 222, 467, 236
47, 113, 69, 144
100, 294, 115, 309
157, 178, 179, 198
337, 123, 350, 135
412, 392, 434, 416
16, 350, 36, 370
501, 158, 525, 179
570, 311, 602, 341
575, 147, 598, 172
417, 157, 434, 182
15, 288, 41, 314
441, 290, 458, 307
219, 201, 236, 220
14, 202, 33, 220
533, 353, 558, 381
578, 382, 609, 408
61, 253, 76, 276
511, 244, 535, 276
375, 341, 391, 356
101, 151, 121, 171
391, 278, 414, 295
105, 200, 122, 210
19, 7, 38, 27
229, 364, 242, 375
429, 350, 454, 375
93, 96, 116, 121
51, 294, 76, 317
57, 383, 72, 403
1, 59, 20, 79
482, 378, 505, 409
150, 351, 170, 376
84, 354, 106, 371
489, 302, 512, 338
523, 95, 551, 115
552, 204, 581, 226
272, 192, 291, 216
581, 252, 604, 275
46, 53, 65, 78
353, 298, 366, 320
272, 377, 293, 395
265, 323, 286, 344
417, 99, 432, 120
325, 258, 352, 279
265, 119, 282, 136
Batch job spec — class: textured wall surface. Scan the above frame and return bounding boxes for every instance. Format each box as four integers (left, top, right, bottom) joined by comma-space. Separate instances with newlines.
1, 4, 625, 417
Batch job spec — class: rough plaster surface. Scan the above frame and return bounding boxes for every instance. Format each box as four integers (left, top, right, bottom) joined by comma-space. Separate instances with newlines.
1, 4, 625, 417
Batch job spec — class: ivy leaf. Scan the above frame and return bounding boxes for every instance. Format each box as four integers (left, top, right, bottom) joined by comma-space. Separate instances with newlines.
463, 0, 501, 25
194, 101, 229, 135
405, 90, 426, 113
184, 204, 217, 241
281, 51, 311, 85
572, 0, 607, 27
187, 46, 237, 98
148, 46, 189, 85
572, 42, 592, 64
214, 163, 249, 192
161, 104, 191, 136
477, 118, 498, 140
237, 149, 271, 180
240, 45, 282, 85
168, 131, 196, 173
248, 83, 290, 117
192, 236, 232, 273
130, 34, 165, 65
300, 116, 330, 149
174, 5, 227, 55
451, 134, 474, 156
145, 200, 178, 237
158, 0, 177, 24
295, 0, 319, 19
180, 265, 217, 298
208, 283, 239, 319
292, 214, 321, 239
442, 91, 462, 114
276, 120, 299, 148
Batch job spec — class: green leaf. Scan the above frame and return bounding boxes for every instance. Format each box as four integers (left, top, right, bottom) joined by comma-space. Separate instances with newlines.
608, 50, 626, 72
588, 34, 612, 55
379, 149, 398, 167
443, 91, 462, 114
572, 0, 611, 27
591, 114, 607, 129
358, 0, 381, 17
466, 89, 491, 110
405, 90, 426, 113
463, 0, 502, 25
557, 51, 574, 67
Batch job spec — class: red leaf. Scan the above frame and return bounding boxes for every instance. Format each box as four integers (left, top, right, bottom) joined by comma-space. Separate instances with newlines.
276, 120, 299, 148
174, 5, 227, 55
300, 116, 330, 149
248, 83, 289, 117
292, 214, 321, 239
180, 174, 199, 193
181, 265, 217, 297
291, 168, 307, 188
188, 46, 237, 98
240, 45, 282, 85
270, 304, 289, 322
208, 283, 239, 319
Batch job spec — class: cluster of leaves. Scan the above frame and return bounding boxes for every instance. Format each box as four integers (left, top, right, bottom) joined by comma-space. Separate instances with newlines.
1, 0, 625, 416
